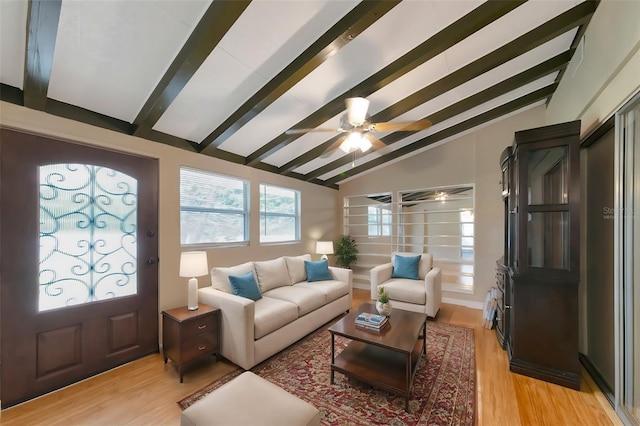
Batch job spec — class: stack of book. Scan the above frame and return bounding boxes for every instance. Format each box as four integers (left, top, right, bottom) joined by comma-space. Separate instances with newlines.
355, 312, 388, 331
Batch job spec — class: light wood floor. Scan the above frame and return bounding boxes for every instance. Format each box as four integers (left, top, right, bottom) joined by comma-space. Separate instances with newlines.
1, 289, 621, 425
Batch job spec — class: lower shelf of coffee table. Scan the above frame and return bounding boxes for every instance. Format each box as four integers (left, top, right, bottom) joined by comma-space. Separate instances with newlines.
332, 339, 423, 395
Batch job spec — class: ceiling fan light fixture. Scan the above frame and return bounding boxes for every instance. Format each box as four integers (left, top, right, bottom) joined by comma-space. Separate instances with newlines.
340, 131, 372, 153
340, 131, 360, 153
345, 97, 370, 125
359, 137, 372, 153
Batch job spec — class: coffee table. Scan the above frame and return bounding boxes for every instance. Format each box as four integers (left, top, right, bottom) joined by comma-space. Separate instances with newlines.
328, 302, 427, 411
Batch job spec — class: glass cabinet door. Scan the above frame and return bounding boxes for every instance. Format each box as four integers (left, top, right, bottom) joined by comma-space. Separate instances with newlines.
524, 145, 571, 270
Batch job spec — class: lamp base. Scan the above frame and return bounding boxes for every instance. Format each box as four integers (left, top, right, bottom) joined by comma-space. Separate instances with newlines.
321, 254, 328, 260
187, 277, 199, 311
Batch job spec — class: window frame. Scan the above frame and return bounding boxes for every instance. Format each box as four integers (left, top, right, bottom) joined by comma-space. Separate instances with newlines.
367, 205, 392, 237
179, 167, 249, 248
259, 183, 301, 244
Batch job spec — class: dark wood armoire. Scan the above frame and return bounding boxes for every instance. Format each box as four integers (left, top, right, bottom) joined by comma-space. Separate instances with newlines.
498, 120, 581, 389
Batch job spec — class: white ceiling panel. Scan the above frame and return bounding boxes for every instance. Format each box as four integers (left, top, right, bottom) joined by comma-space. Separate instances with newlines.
47, 0, 211, 122
153, 0, 358, 142
0, 0, 28, 89
443, 0, 580, 72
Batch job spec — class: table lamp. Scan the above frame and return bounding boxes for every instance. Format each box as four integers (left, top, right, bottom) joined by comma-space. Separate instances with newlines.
179, 251, 209, 311
316, 241, 334, 261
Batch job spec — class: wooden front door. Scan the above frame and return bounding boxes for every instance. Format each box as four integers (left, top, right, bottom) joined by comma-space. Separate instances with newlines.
0, 129, 159, 408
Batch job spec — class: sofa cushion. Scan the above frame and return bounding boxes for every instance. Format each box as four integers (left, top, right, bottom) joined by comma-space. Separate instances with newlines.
263, 286, 326, 316
377, 279, 426, 304
295, 280, 349, 304
228, 271, 262, 301
284, 254, 312, 284
304, 259, 332, 282
211, 262, 255, 293
392, 252, 433, 280
392, 254, 421, 280
254, 257, 290, 292
254, 297, 299, 340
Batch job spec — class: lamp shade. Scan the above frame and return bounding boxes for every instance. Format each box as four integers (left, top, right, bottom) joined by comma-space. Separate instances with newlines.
316, 241, 334, 255
179, 251, 209, 278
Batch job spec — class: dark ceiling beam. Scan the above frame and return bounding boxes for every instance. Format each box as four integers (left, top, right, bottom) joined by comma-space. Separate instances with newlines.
304, 50, 572, 180
198, 0, 401, 154
283, 0, 598, 175
242, 0, 526, 167
23, 0, 62, 111
0, 84, 24, 106
46, 99, 133, 135
324, 84, 557, 186
251, 162, 338, 189
132, 0, 252, 138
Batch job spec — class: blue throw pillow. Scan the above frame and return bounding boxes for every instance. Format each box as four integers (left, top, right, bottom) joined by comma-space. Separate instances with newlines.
392, 255, 421, 280
304, 259, 332, 282
228, 271, 262, 301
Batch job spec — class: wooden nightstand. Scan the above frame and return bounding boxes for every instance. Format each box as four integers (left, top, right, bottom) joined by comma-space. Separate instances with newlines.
162, 304, 220, 383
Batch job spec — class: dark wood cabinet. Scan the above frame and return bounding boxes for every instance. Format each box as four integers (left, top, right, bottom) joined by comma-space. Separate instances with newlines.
495, 259, 508, 349
499, 121, 581, 389
162, 304, 220, 383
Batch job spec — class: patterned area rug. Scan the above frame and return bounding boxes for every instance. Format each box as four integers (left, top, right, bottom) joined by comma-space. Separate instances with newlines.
178, 320, 476, 425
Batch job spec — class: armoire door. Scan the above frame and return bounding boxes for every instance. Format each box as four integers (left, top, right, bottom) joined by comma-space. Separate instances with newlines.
0, 129, 159, 408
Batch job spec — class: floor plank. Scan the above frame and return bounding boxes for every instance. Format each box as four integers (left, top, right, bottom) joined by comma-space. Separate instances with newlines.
0, 289, 620, 425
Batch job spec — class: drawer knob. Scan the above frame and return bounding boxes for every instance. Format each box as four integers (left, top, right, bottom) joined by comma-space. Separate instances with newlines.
198, 325, 207, 330
198, 345, 206, 351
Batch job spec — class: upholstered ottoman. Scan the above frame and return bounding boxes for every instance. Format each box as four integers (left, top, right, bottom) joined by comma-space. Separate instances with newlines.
180, 371, 320, 426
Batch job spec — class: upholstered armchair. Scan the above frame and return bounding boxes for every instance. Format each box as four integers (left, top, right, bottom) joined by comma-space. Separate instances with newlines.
370, 252, 442, 318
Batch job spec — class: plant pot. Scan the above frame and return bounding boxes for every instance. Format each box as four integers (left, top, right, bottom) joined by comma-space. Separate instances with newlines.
376, 300, 392, 316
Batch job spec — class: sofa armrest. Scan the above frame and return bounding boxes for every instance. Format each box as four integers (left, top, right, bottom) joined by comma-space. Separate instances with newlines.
198, 287, 255, 370
329, 266, 353, 306
424, 267, 442, 318
370, 263, 393, 300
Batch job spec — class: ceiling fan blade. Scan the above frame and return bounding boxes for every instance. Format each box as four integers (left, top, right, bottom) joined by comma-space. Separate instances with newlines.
364, 133, 386, 151
368, 118, 432, 132
285, 127, 343, 135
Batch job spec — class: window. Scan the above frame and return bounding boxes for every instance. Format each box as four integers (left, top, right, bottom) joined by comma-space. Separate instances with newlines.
260, 184, 300, 243
180, 168, 248, 246
368, 206, 392, 236
39, 164, 138, 311
460, 210, 474, 259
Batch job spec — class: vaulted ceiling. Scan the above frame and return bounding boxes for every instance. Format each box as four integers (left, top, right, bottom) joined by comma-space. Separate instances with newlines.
0, 0, 598, 189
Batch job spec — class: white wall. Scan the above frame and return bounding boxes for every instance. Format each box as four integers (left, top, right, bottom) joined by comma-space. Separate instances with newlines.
339, 106, 546, 305
0, 102, 339, 320
545, 0, 640, 134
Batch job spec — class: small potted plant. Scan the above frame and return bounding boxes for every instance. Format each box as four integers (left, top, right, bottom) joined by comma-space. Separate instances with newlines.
376, 287, 392, 316
335, 235, 358, 269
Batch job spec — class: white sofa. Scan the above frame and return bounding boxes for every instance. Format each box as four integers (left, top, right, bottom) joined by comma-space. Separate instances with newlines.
199, 254, 352, 370
370, 252, 442, 318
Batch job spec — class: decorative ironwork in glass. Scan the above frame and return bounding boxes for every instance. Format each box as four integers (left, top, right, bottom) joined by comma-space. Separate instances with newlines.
39, 164, 138, 312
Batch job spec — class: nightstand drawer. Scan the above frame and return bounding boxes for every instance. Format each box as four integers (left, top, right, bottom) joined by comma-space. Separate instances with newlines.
182, 314, 217, 340
182, 332, 218, 362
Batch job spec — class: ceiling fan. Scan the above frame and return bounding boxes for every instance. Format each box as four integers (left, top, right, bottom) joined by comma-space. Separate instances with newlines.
285, 97, 432, 155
